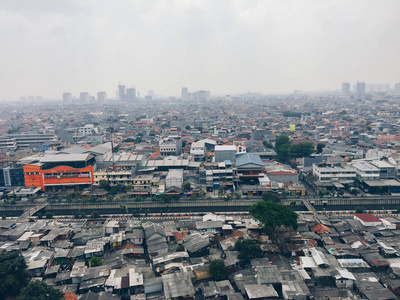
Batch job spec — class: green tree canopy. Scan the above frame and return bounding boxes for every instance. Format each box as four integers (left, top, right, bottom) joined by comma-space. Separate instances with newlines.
290, 142, 314, 158
123, 138, 135, 143
89, 256, 102, 267
262, 192, 280, 203
275, 135, 291, 163
0, 252, 30, 299
234, 239, 263, 262
176, 245, 185, 252
275, 135, 290, 151
99, 179, 111, 191
209, 259, 229, 281
249, 201, 298, 234
316, 143, 325, 154
45, 212, 54, 219
18, 280, 64, 300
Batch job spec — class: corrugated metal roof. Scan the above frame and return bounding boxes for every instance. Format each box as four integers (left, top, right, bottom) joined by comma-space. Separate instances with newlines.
236, 153, 263, 167
40, 153, 93, 163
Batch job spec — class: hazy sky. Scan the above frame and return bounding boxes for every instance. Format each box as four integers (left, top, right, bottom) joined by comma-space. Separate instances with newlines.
1, 0, 399, 100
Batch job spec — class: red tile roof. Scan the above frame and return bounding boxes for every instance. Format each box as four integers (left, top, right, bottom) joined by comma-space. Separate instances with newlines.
354, 213, 382, 223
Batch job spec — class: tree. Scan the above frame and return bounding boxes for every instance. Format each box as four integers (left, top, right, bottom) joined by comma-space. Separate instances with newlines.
66, 193, 74, 203
74, 191, 82, 201
89, 256, 102, 267
249, 201, 298, 234
277, 143, 290, 163
0, 252, 30, 299
176, 245, 185, 252
18, 280, 64, 300
185, 125, 191, 130
45, 212, 54, 219
134, 136, 143, 144
89, 195, 97, 203
209, 259, 229, 281
99, 179, 111, 191
183, 182, 191, 192
275, 135, 290, 152
262, 192, 280, 203
290, 142, 314, 158
234, 239, 263, 262
123, 138, 135, 143
263, 141, 273, 149
110, 186, 119, 196
316, 143, 325, 154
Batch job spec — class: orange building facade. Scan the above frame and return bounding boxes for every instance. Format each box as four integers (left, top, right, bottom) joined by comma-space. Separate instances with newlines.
24, 164, 94, 191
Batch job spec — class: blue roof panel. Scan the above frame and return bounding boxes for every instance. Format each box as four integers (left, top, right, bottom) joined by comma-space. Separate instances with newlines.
236, 153, 263, 167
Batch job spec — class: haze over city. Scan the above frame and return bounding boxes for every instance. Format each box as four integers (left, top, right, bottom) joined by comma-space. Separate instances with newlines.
1, 0, 400, 101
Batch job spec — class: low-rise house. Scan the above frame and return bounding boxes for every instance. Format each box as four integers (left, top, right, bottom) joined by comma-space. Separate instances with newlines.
143, 274, 163, 296
354, 213, 383, 227
184, 233, 211, 257
244, 284, 279, 300
144, 223, 168, 257
162, 272, 195, 300
127, 228, 144, 245
27, 259, 48, 277
335, 269, 356, 289
195, 220, 223, 232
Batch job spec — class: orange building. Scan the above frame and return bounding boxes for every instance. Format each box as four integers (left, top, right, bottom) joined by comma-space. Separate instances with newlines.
24, 154, 95, 191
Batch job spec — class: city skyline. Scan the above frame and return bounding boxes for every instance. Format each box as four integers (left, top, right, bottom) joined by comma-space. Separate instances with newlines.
1, 0, 400, 101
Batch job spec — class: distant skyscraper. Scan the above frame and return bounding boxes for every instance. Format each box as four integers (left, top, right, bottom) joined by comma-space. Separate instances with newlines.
97, 92, 107, 103
356, 82, 365, 94
28, 95, 35, 103
80, 92, 90, 103
20, 96, 27, 102
36, 96, 43, 102
342, 83, 350, 95
118, 84, 126, 101
195, 90, 211, 101
365, 84, 390, 93
182, 89, 210, 101
148, 90, 154, 97
126, 88, 136, 101
181, 87, 188, 100
394, 83, 400, 96
63, 93, 72, 103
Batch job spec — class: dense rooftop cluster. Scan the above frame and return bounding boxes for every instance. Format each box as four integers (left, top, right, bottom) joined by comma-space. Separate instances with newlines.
1, 93, 400, 202
2, 211, 400, 299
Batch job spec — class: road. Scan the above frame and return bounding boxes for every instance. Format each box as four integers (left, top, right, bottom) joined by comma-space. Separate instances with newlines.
18, 204, 46, 221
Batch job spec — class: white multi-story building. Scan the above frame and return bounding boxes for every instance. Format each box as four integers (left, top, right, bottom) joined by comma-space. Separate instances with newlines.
94, 170, 134, 186
78, 124, 96, 136
351, 161, 380, 181
190, 140, 206, 161
312, 164, 356, 182
159, 136, 182, 156
370, 160, 396, 180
